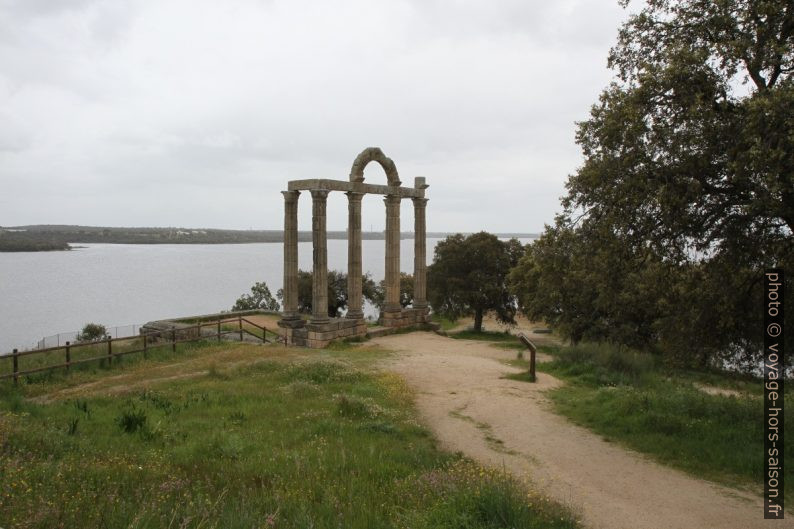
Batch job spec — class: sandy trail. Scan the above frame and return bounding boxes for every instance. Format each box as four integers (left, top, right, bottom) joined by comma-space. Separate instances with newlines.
374, 331, 769, 529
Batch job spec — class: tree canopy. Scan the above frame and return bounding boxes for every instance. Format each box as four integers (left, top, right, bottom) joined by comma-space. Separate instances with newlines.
369, 273, 415, 310
428, 232, 524, 331
277, 270, 379, 318
510, 0, 793, 369
570, 0, 793, 259
77, 323, 107, 343
232, 282, 280, 312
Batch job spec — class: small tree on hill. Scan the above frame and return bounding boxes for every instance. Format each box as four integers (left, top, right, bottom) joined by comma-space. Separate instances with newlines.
77, 323, 107, 342
232, 282, 280, 312
427, 232, 524, 331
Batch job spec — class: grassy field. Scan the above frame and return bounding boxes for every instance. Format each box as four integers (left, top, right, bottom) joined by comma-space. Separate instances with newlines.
0, 341, 579, 529
0, 337, 152, 379
528, 342, 793, 504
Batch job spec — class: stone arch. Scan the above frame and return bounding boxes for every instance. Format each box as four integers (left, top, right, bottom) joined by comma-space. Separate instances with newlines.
349, 147, 401, 186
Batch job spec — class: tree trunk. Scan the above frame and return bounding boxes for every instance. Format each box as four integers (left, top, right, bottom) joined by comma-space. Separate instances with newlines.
473, 308, 483, 332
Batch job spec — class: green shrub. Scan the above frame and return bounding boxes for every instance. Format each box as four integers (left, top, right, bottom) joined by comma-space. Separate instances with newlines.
116, 407, 147, 433
551, 342, 654, 386
232, 281, 280, 311
77, 323, 107, 343
336, 394, 377, 418
66, 417, 79, 435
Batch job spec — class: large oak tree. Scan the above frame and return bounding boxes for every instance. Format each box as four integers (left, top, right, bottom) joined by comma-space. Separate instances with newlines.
428, 232, 524, 331
512, 0, 793, 368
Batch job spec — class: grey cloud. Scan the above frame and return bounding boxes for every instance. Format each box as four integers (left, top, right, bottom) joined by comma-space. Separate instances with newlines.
0, 0, 633, 233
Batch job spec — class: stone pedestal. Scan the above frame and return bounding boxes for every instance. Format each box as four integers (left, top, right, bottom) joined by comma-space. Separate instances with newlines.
277, 317, 306, 347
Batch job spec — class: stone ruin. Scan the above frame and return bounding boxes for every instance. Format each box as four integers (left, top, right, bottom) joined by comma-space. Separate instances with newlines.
278, 147, 430, 348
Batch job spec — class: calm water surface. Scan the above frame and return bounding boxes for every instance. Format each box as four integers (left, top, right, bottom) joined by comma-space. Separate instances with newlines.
0, 238, 533, 351
0, 239, 432, 351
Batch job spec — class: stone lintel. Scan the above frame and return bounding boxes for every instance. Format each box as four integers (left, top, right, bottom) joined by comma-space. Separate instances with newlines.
288, 179, 424, 199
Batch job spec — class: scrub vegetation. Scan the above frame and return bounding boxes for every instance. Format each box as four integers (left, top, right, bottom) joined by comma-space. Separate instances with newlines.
0, 342, 579, 529
526, 342, 794, 504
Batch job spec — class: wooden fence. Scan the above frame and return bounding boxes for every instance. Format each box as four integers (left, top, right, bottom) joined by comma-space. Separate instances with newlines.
1, 315, 283, 384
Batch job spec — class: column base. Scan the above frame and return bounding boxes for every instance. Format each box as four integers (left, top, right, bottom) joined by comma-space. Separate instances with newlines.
278, 318, 306, 329
280, 312, 302, 322
302, 317, 368, 348
346, 309, 364, 319
412, 306, 430, 324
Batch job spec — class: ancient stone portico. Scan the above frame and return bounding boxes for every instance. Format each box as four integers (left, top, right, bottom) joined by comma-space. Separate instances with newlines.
278, 148, 430, 348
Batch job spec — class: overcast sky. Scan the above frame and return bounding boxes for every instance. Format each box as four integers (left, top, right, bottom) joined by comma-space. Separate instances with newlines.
0, 0, 632, 233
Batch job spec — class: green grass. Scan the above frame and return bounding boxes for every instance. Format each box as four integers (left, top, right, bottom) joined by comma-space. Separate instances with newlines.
535, 342, 793, 504
431, 315, 457, 331
0, 344, 579, 529
504, 371, 536, 383
450, 330, 520, 343
446, 329, 527, 352
0, 338, 212, 381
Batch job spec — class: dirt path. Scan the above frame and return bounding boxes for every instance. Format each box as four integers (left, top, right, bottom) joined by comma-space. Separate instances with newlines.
373, 331, 768, 529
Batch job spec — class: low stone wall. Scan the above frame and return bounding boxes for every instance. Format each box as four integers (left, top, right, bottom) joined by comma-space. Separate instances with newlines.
141, 309, 280, 343
381, 307, 430, 328
279, 307, 434, 349
366, 321, 440, 339
279, 318, 368, 348
169, 309, 280, 323
139, 320, 200, 343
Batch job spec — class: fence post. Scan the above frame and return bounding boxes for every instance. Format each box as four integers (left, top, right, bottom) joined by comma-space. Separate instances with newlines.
65, 341, 71, 372
107, 335, 112, 366
238, 315, 243, 342
143, 333, 148, 359
529, 346, 536, 381
197, 320, 201, 341
217, 318, 221, 343
12, 349, 18, 385
171, 328, 177, 352
262, 326, 267, 344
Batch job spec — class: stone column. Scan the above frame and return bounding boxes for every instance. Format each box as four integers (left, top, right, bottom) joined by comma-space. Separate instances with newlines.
412, 197, 428, 310
281, 191, 300, 320
383, 194, 402, 313
310, 189, 330, 324
346, 192, 364, 319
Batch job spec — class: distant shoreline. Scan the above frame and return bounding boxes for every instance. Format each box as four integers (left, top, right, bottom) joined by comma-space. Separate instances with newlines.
0, 225, 539, 252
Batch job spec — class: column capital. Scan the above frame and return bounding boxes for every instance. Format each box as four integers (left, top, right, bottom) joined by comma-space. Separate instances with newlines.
345, 191, 364, 202
384, 194, 401, 206
310, 189, 329, 201
282, 190, 300, 202
411, 197, 428, 208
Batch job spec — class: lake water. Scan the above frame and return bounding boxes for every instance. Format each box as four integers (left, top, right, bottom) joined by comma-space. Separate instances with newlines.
0, 238, 533, 352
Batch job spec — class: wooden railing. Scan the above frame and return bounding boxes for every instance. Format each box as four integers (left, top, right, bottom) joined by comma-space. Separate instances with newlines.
1, 315, 283, 384
517, 332, 537, 381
